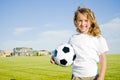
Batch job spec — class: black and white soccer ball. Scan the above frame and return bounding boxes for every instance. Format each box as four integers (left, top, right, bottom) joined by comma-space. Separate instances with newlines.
53, 43, 76, 66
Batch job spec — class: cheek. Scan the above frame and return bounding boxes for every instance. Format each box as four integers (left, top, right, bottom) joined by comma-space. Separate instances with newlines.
75, 22, 80, 27
87, 24, 91, 28
77, 21, 82, 26
87, 22, 91, 28
78, 23, 81, 27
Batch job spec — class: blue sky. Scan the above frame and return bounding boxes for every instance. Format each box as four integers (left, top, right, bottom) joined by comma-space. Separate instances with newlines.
0, 0, 120, 53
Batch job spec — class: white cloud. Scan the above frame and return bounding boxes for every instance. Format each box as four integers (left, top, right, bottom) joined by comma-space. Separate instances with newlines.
100, 17, 120, 53
39, 30, 72, 40
36, 30, 74, 50
13, 27, 35, 35
2, 30, 74, 51
43, 23, 57, 27
100, 17, 120, 39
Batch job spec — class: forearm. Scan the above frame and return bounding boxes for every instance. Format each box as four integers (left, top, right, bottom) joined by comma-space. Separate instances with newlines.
98, 53, 107, 80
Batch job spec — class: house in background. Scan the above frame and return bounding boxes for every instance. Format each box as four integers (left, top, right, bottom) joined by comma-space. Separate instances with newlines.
0, 47, 51, 57
38, 50, 49, 56
13, 47, 33, 56
0, 50, 12, 57
32, 50, 50, 56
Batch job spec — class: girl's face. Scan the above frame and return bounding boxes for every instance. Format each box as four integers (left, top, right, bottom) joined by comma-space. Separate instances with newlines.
75, 12, 91, 34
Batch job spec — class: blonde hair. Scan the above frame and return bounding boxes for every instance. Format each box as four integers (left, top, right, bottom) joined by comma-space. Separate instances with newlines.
74, 7, 101, 37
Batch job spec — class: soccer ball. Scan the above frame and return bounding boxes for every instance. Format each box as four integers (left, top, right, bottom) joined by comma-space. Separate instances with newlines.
53, 43, 76, 66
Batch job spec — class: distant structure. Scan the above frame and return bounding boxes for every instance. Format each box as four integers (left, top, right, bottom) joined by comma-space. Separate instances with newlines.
13, 47, 33, 56
38, 50, 49, 56
0, 50, 12, 57
0, 47, 51, 57
32, 50, 50, 56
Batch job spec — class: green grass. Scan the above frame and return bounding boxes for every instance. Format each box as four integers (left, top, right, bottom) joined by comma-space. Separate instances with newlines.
105, 54, 120, 80
0, 54, 120, 80
0, 56, 72, 80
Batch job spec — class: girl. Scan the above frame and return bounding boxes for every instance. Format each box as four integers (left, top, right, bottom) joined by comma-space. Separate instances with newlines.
51, 7, 109, 80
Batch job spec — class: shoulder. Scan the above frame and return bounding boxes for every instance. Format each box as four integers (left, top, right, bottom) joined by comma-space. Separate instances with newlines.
96, 35, 108, 47
97, 35, 109, 54
70, 33, 79, 38
97, 35, 106, 41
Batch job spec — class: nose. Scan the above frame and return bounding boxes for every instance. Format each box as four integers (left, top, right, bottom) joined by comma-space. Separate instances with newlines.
81, 21, 85, 26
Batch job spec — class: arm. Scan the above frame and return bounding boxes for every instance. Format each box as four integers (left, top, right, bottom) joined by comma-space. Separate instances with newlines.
50, 55, 56, 64
97, 53, 107, 80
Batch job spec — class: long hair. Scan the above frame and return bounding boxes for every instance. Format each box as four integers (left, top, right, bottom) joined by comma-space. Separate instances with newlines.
74, 7, 101, 37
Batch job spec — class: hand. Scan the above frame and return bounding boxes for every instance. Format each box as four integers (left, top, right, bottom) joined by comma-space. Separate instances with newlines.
50, 55, 56, 64
97, 76, 104, 80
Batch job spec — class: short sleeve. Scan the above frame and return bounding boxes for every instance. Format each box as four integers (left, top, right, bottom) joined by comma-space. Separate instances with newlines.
98, 36, 109, 55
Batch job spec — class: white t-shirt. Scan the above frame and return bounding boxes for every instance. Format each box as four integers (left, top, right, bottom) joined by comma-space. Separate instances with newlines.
69, 33, 109, 77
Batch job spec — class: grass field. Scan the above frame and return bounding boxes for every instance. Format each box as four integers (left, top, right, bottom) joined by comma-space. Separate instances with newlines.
0, 54, 120, 80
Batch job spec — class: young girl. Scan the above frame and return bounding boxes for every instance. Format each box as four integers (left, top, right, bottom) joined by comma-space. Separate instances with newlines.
51, 7, 109, 80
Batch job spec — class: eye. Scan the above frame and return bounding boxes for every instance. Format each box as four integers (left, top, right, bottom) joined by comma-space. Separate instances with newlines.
77, 20, 82, 22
